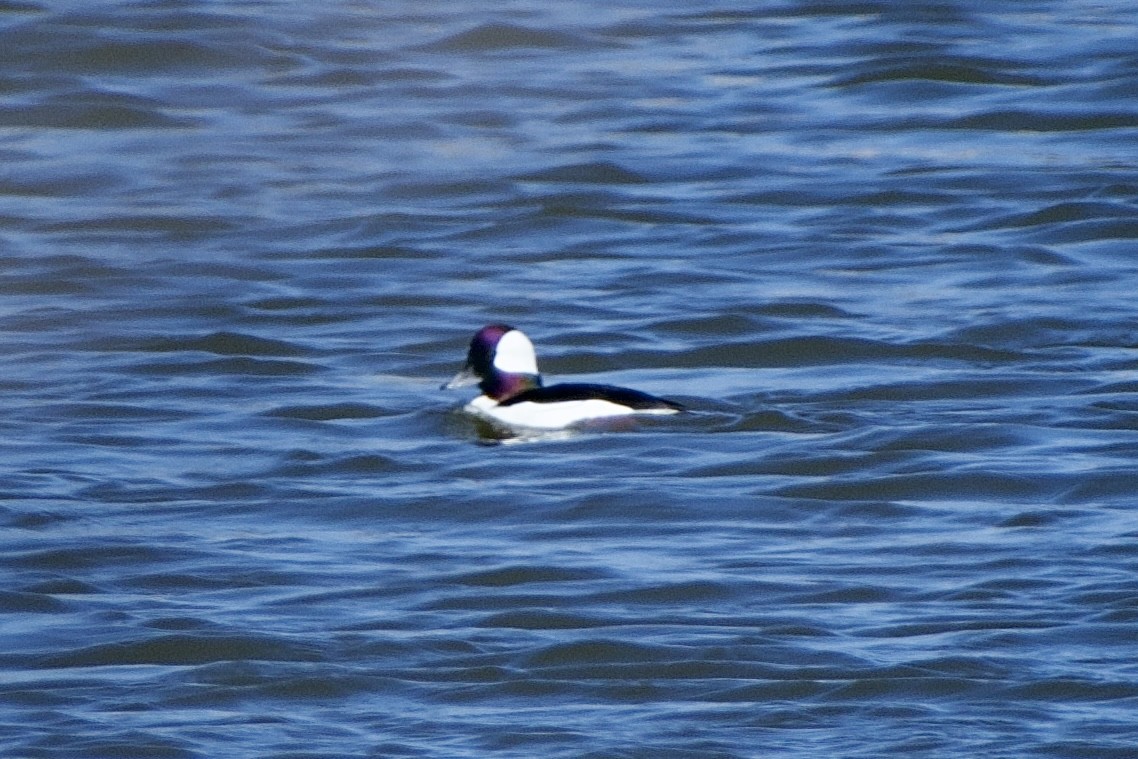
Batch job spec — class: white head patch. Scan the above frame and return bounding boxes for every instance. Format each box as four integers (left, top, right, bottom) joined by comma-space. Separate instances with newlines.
493, 329, 540, 375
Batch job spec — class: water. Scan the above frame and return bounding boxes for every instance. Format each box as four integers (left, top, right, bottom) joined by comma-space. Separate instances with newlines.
2, 1, 1137, 756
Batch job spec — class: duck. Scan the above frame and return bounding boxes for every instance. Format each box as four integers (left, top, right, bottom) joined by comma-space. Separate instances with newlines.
442, 324, 683, 431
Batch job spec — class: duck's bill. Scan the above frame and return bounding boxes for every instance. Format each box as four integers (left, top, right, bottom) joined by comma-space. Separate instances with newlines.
441, 366, 479, 390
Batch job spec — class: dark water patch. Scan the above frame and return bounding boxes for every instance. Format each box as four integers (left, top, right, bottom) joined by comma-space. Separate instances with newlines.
21, 578, 101, 595
0, 589, 69, 613
45, 402, 195, 422
653, 313, 775, 338
686, 449, 897, 480
0, 275, 96, 297
0, 9, 285, 74
944, 109, 1138, 132
1, 506, 76, 530
75, 478, 275, 506
244, 295, 334, 313
910, 655, 1019, 681
523, 639, 681, 669
793, 584, 901, 605
168, 661, 392, 704
518, 161, 649, 184
23, 737, 198, 759
705, 679, 836, 703
141, 260, 282, 284
9, 543, 202, 572
933, 575, 1065, 605
819, 499, 933, 523
424, 22, 592, 53
385, 177, 516, 201
998, 509, 1092, 529
422, 591, 600, 615
476, 609, 609, 630
270, 452, 410, 478
131, 356, 320, 377
867, 423, 1049, 461
35, 634, 323, 669
145, 617, 221, 632
960, 203, 1138, 246
450, 565, 609, 587
440, 107, 519, 130
698, 408, 828, 436
1023, 218, 1138, 244
35, 212, 241, 239
124, 568, 310, 593
774, 470, 1062, 502
595, 579, 736, 606
1001, 678, 1138, 702
1048, 622, 1138, 649
859, 615, 1058, 641
0, 254, 144, 297
1066, 404, 1138, 432
1092, 182, 1138, 199
1073, 587, 1138, 615
1008, 244, 1079, 266
270, 64, 382, 89
1037, 742, 1138, 759
833, 57, 1052, 88
0, 92, 194, 129
302, 244, 440, 261
0, 169, 122, 198
1077, 377, 1138, 394
980, 201, 1137, 230
755, 301, 858, 319
659, 336, 1025, 370
521, 646, 872, 686
1085, 538, 1138, 561
847, 188, 958, 208
372, 66, 455, 85
266, 402, 388, 421
948, 316, 1138, 352
58, 38, 257, 76
825, 675, 989, 701
1055, 469, 1138, 505
816, 377, 1070, 404
0, 1, 41, 14
535, 199, 717, 226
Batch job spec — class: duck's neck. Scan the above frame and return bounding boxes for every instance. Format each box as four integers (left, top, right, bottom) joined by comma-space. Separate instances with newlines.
481, 372, 542, 401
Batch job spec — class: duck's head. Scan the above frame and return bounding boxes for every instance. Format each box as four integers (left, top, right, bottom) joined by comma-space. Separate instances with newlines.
442, 324, 542, 401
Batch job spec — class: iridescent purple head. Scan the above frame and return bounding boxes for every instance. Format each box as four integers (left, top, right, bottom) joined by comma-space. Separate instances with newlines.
442, 324, 543, 400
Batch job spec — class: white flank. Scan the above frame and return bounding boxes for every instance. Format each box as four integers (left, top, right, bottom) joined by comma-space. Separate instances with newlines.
492, 329, 540, 375
466, 395, 677, 430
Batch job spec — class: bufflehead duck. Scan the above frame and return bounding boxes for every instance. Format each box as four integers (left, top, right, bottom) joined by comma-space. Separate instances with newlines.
442, 324, 683, 430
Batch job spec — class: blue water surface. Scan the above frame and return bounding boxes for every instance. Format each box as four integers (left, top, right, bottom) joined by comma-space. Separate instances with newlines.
2, 1, 1137, 757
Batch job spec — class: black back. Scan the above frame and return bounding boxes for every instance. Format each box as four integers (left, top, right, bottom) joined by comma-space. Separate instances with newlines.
499, 382, 683, 411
